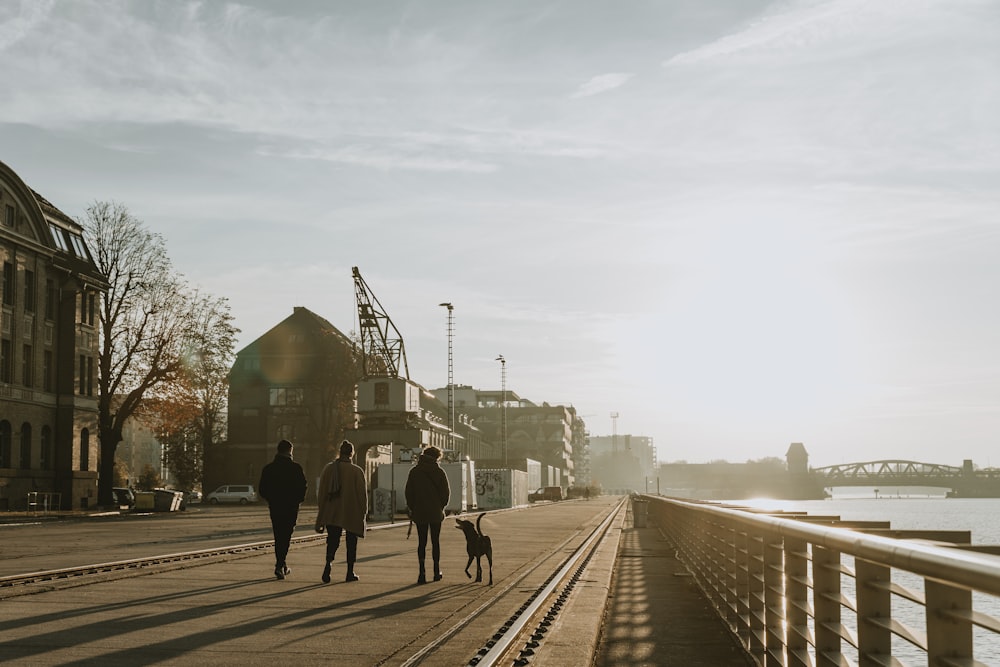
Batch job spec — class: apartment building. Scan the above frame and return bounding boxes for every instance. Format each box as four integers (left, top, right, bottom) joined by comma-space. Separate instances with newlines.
0, 159, 107, 510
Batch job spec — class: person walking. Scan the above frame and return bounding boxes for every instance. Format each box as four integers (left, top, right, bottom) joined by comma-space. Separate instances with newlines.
315, 440, 368, 583
258, 439, 307, 580
405, 445, 450, 584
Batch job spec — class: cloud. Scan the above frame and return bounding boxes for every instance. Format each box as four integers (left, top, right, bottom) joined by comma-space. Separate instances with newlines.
571, 72, 634, 98
0, 0, 55, 51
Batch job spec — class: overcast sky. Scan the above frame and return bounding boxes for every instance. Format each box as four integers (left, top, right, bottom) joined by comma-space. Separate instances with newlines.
2, 0, 998, 467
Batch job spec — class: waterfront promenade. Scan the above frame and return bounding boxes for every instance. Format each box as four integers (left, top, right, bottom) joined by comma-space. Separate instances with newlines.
0, 497, 751, 666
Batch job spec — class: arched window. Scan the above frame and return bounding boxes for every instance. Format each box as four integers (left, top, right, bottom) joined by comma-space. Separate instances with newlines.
0, 420, 10, 468
80, 428, 90, 471
19, 423, 31, 469
40, 426, 52, 470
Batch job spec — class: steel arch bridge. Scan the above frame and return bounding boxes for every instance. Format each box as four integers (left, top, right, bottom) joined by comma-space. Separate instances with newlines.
813, 460, 963, 486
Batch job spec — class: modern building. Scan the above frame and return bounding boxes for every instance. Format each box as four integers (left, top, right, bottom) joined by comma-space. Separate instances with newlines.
0, 159, 107, 510
209, 307, 360, 500
589, 434, 657, 492
438, 385, 579, 489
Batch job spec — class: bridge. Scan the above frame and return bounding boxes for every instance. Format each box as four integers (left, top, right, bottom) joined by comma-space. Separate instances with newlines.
661, 455, 1000, 499
813, 459, 1000, 497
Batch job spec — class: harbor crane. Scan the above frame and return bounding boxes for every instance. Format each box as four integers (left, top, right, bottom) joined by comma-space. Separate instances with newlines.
352, 266, 409, 380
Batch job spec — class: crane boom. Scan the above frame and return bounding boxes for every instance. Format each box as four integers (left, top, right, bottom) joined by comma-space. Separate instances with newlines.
352, 266, 409, 379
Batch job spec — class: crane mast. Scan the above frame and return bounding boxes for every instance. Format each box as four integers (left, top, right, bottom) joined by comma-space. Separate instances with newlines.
352, 266, 410, 379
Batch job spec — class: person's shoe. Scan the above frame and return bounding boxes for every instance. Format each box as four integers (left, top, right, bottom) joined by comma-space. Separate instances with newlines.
322, 563, 331, 584
274, 568, 285, 580
282, 566, 291, 576
433, 572, 443, 582
417, 572, 427, 585
345, 572, 359, 582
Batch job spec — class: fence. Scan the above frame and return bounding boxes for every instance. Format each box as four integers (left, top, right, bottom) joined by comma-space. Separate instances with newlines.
26, 492, 61, 515
646, 495, 1000, 666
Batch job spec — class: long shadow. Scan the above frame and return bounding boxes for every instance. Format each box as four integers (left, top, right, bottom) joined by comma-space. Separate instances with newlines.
53, 582, 472, 666
1, 567, 474, 665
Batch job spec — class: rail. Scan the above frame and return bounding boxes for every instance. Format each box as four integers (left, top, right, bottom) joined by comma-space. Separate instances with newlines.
647, 495, 1000, 667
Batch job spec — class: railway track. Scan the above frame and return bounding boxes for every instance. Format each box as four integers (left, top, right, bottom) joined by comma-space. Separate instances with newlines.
1, 499, 627, 666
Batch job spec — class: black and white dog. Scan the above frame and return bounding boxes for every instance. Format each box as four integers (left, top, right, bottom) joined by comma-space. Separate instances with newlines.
455, 512, 493, 585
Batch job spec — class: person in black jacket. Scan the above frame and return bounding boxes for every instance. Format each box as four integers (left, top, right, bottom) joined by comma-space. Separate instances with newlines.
258, 439, 307, 580
404, 446, 450, 584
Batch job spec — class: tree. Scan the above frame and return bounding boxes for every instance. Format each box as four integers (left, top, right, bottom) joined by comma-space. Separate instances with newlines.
136, 463, 162, 491
146, 293, 237, 491
82, 201, 235, 506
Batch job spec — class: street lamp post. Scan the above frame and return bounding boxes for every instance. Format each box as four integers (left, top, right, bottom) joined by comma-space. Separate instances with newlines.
439, 303, 455, 451
496, 355, 507, 469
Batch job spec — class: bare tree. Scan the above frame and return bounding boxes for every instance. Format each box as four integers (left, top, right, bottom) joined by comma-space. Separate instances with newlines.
147, 293, 238, 490
83, 201, 232, 506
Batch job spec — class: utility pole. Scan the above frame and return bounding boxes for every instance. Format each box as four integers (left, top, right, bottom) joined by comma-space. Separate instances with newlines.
439, 303, 454, 451
611, 411, 619, 455
496, 355, 507, 469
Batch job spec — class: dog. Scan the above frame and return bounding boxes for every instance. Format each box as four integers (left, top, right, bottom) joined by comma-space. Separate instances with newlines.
455, 512, 493, 585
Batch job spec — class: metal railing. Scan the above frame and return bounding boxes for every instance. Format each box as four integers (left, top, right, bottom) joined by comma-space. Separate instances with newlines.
645, 495, 1000, 667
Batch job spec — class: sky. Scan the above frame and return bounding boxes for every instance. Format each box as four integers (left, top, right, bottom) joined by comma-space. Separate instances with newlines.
2, 0, 998, 468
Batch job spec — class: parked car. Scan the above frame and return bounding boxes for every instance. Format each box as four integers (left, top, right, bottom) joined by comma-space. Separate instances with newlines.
205, 484, 258, 505
112, 487, 136, 508
528, 486, 564, 503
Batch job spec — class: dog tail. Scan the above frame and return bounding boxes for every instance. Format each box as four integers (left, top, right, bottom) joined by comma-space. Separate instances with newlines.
476, 512, 486, 536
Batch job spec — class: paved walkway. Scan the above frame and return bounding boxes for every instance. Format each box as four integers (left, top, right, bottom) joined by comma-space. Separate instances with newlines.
0, 498, 755, 666
594, 503, 754, 667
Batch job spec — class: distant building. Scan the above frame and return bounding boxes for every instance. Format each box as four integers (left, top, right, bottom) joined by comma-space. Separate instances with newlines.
589, 434, 657, 492
209, 307, 359, 500
0, 159, 107, 510
437, 385, 578, 489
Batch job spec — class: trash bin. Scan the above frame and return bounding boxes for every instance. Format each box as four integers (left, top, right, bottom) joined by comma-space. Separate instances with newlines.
632, 498, 649, 528
153, 489, 183, 512
134, 491, 156, 510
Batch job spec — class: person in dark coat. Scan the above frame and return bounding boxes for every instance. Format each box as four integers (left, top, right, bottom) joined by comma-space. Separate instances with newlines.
314, 440, 368, 583
404, 446, 450, 584
258, 439, 307, 580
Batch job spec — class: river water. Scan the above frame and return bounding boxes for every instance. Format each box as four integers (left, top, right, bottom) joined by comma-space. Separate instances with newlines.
731, 493, 1000, 663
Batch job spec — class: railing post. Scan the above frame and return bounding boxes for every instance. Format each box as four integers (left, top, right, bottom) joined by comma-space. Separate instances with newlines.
735, 525, 752, 650
784, 536, 810, 667
856, 559, 891, 667
723, 517, 740, 630
925, 579, 972, 663
764, 533, 785, 667
748, 533, 766, 665
812, 545, 844, 667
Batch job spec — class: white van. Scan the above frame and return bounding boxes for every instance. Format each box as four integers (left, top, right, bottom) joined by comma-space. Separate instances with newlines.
205, 484, 258, 505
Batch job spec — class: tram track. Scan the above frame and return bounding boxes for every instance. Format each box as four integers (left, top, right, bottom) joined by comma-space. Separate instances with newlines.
390, 497, 627, 666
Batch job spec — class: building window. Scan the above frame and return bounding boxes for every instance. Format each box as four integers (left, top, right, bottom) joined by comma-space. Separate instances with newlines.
80, 428, 90, 471
40, 426, 51, 470
19, 423, 31, 469
23, 270, 35, 313
69, 233, 88, 259
0, 420, 10, 468
22, 344, 32, 387
3, 205, 13, 228
79, 355, 85, 394
45, 279, 56, 320
43, 350, 53, 391
2, 262, 13, 306
48, 223, 69, 252
86, 356, 94, 396
0, 338, 11, 383
269, 387, 304, 406
87, 293, 96, 325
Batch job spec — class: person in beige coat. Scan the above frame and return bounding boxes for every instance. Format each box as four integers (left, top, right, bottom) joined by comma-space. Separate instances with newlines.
315, 440, 368, 583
